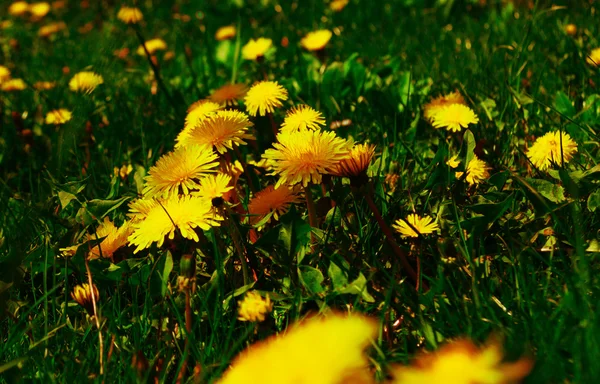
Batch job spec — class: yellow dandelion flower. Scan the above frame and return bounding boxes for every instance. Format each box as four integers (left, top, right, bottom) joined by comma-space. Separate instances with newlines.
88, 218, 133, 260
193, 173, 233, 200
215, 25, 236, 41
244, 81, 288, 116
127, 198, 160, 222
33, 81, 56, 90
424, 91, 466, 121
45, 108, 72, 125
331, 143, 376, 179
393, 214, 439, 238
209, 83, 247, 106
280, 104, 326, 133
301, 29, 333, 51
221, 159, 244, 189
390, 338, 533, 384
218, 313, 377, 384
237, 291, 273, 322
456, 155, 490, 185
71, 283, 99, 315
565, 24, 577, 36
587, 48, 600, 67
143, 145, 219, 198
29, 2, 50, 18
8, 1, 29, 16
128, 195, 222, 253
446, 155, 460, 169
176, 100, 223, 144
526, 131, 578, 171
69, 71, 103, 93
117, 6, 143, 24
431, 104, 479, 132
248, 185, 301, 225
137, 38, 167, 55
177, 110, 254, 154
38, 21, 66, 37
262, 129, 353, 187
330, 0, 349, 12
1, 78, 27, 91
242, 37, 272, 60
0, 66, 11, 83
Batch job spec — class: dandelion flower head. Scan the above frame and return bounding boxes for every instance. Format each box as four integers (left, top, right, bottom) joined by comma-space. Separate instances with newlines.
117, 6, 143, 24
176, 100, 223, 144
38, 21, 66, 37
248, 185, 301, 225
209, 83, 247, 106
87, 217, 133, 260
29, 2, 50, 18
9, 2, 29, 16
1, 78, 27, 91
69, 71, 103, 93
456, 155, 489, 185
446, 155, 460, 169
242, 37, 272, 60
281, 104, 326, 133
331, 143, 376, 179
71, 283, 99, 315
237, 291, 273, 322
137, 38, 167, 55
45, 109, 72, 125
587, 48, 600, 67
330, 0, 349, 12
526, 131, 577, 171
193, 173, 233, 200
0, 66, 10, 83
301, 30, 333, 51
215, 25, 236, 41
424, 91, 466, 121
244, 81, 288, 116
393, 214, 439, 238
431, 104, 478, 132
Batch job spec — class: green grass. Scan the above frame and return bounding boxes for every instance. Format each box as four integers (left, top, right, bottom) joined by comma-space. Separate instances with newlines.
1, 0, 600, 382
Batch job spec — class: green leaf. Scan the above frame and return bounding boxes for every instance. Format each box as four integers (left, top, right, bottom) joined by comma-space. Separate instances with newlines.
554, 91, 576, 118
298, 265, 325, 294
86, 196, 131, 220
396, 71, 411, 112
463, 129, 476, 165
337, 273, 375, 302
278, 207, 312, 263
587, 189, 600, 212
526, 178, 566, 203
58, 191, 78, 209
150, 252, 173, 298
327, 261, 348, 290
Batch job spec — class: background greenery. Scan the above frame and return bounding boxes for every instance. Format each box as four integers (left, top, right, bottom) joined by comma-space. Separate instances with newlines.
1, 0, 600, 382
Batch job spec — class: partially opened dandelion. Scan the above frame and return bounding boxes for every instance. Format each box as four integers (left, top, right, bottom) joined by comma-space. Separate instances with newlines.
69, 71, 104, 93
72, 283, 100, 315
331, 143, 376, 185
209, 83, 247, 106
526, 131, 578, 171
393, 214, 439, 238
280, 104, 326, 133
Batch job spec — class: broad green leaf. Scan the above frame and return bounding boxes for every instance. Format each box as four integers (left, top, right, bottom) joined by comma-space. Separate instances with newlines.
525, 178, 566, 203
150, 252, 173, 298
338, 273, 375, 302
298, 265, 324, 295
327, 261, 348, 290
554, 91, 576, 118
587, 189, 600, 212
58, 191, 78, 209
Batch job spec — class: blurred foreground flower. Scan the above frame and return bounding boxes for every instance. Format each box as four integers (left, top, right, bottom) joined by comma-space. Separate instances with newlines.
393, 214, 439, 238
128, 195, 222, 253
38, 21, 66, 37
446, 155, 460, 169
209, 83, 247, 106
219, 313, 376, 384
587, 48, 600, 67
34, 81, 56, 90
137, 38, 167, 55
390, 338, 533, 384
431, 104, 478, 132
0, 66, 10, 82
215, 25, 236, 41
423, 91, 466, 121
262, 129, 353, 187
45, 108, 72, 125
244, 81, 288, 116
117, 6, 143, 24
71, 283, 99, 315
69, 71, 103, 93
237, 291, 273, 322
526, 131, 577, 171
281, 104, 325, 133
456, 155, 489, 185
242, 38, 272, 61
9, 1, 29, 16
301, 30, 333, 51
29, 2, 50, 19
1, 78, 27, 91
248, 185, 301, 225
565, 23, 577, 36
143, 145, 218, 198
330, 0, 349, 12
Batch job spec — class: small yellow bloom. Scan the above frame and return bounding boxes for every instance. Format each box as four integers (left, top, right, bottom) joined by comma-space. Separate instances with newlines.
45, 108, 72, 125
331, 143, 376, 179
0, 66, 10, 83
237, 291, 273, 322
424, 91, 466, 121
456, 155, 489, 185
565, 23, 577, 36
215, 25, 236, 41
69, 71, 104, 93
300, 29, 333, 51
280, 104, 326, 133
390, 338, 533, 384
431, 104, 479, 132
1, 78, 27, 91
8, 1, 29, 16
117, 6, 143, 24
209, 83, 247, 106
193, 173, 233, 201
71, 283, 100, 315
446, 155, 460, 169
137, 38, 167, 55
586, 48, 600, 67
526, 131, 578, 171
248, 185, 301, 225
38, 21, 66, 37
330, 0, 349, 12
242, 37, 272, 60
393, 214, 439, 238
114, 164, 133, 180
244, 81, 288, 116
29, 2, 51, 18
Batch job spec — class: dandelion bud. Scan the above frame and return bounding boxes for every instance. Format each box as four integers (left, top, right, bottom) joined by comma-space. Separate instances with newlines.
71, 283, 99, 315
180, 254, 196, 279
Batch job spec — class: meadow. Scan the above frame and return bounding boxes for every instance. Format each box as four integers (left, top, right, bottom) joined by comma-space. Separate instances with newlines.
1, 0, 600, 382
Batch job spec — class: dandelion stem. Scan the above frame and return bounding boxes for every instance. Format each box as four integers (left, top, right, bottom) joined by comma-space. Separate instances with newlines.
177, 288, 193, 383
304, 184, 318, 230
84, 258, 104, 375
267, 112, 279, 137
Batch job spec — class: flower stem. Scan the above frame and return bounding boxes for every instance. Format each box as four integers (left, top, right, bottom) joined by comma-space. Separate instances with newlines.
177, 289, 193, 383
267, 112, 279, 137
304, 184, 318, 230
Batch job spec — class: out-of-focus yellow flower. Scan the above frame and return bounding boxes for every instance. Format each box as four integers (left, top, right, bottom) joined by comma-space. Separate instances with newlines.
45, 108, 72, 125
142, 145, 219, 198
242, 37, 272, 60
248, 185, 301, 225
218, 313, 377, 384
1, 78, 27, 91
137, 38, 167, 55
209, 83, 247, 106
423, 91, 466, 121
193, 173, 233, 201
330, 143, 375, 180
431, 104, 479, 132
69, 71, 103, 93
0, 66, 10, 83
526, 131, 578, 171
176, 100, 223, 144
586, 48, 600, 67
29, 2, 51, 19
446, 155, 460, 169
128, 195, 222, 253
117, 6, 143, 24
262, 129, 353, 187
565, 23, 577, 36
88, 218, 133, 260
237, 291, 273, 322
300, 30, 332, 51
280, 104, 325, 133
8, 1, 29, 16
330, 0, 349, 12
38, 21, 66, 37
390, 338, 533, 384
244, 80, 288, 116
71, 283, 99, 315
393, 214, 439, 238
456, 155, 489, 185
34, 80, 56, 90
215, 25, 236, 41
114, 164, 133, 180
